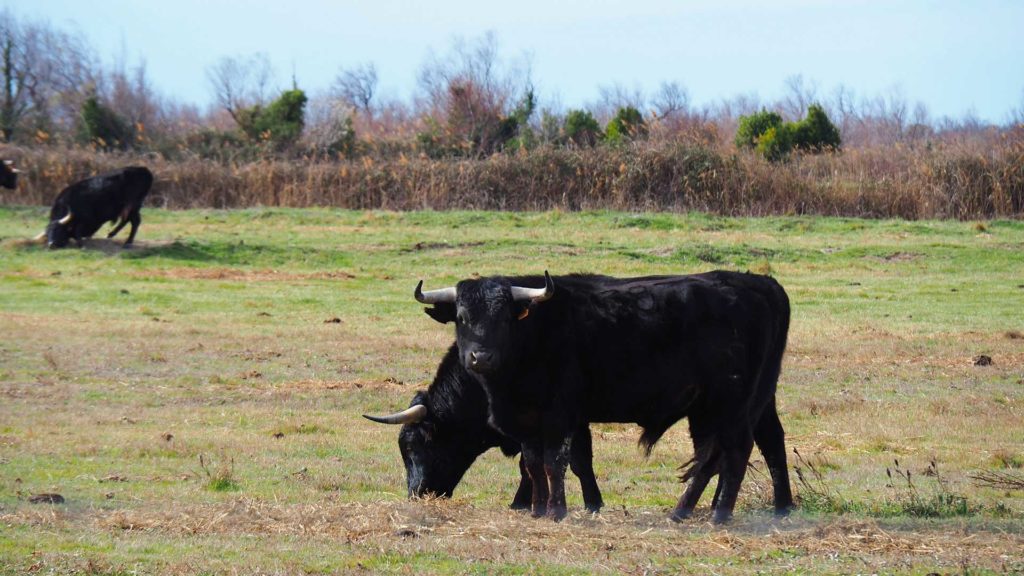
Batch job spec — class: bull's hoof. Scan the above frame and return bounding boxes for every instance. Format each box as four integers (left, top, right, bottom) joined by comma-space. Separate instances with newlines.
509, 500, 531, 511
773, 505, 794, 518
530, 505, 547, 518
546, 505, 567, 522
712, 510, 733, 524
669, 508, 692, 523
585, 502, 604, 513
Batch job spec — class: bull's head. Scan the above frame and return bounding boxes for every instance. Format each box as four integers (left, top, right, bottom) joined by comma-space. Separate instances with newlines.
415, 272, 554, 376
44, 211, 74, 249
363, 393, 492, 499
1, 160, 19, 190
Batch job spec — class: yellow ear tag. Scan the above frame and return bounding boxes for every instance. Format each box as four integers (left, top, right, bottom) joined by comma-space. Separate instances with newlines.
517, 308, 530, 320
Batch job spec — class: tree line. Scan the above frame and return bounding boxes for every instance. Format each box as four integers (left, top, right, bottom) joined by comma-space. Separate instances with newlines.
1, 11, 1022, 165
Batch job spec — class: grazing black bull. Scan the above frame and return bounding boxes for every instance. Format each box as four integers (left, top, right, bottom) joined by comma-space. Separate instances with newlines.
1, 159, 19, 189
414, 270, 793, 523
41, 166, 153, 248
364, 344, 604, 512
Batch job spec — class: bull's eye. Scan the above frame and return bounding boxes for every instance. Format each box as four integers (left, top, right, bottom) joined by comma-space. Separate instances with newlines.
456, 312, 467, 325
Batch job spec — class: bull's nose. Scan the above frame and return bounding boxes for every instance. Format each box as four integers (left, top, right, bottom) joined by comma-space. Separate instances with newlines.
469, 351, 493, 370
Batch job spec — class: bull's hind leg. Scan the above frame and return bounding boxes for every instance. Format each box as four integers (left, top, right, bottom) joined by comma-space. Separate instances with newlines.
510, 455, 532, 510
710, 426, 755, 524
107, 211, 130, 238
570, 426, 604, 512
123, 211, 141, 246
753, 401, 794, 516
671, 435, 718, 521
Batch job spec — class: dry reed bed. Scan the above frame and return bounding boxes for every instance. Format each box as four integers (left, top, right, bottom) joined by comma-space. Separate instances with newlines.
2, 138, 1022, 219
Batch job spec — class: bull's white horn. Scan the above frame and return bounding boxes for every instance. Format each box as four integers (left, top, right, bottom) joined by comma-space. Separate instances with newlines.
57, 212, 73, 225
414, 280, 457, 304
32, 231, 46, 241
3, 160, 12, 166
10, 168, 18, 173
511, 271, 555, 303
363, 404, 428, 425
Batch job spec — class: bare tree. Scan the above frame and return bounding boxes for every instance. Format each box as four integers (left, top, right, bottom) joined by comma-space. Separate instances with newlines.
595, 83, 645, 121
780, 74, 818, 121
0, 11, 101, 141
333, 62, 377, 115
651, 81, 690, 121
206, 53, 275, 123
416, 32, 532, 156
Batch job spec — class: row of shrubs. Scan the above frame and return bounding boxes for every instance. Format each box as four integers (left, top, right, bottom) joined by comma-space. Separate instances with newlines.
3, 134, 1022, 220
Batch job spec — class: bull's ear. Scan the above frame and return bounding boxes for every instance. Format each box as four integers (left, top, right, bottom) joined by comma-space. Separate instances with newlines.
424, 303, 456, 324
515, 302, 531, 321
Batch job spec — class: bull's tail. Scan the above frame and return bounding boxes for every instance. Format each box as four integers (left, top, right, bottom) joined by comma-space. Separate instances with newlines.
638, 425, 671, 457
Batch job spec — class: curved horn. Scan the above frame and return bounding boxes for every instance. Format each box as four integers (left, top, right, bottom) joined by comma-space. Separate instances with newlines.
511, 270, 555, 303
57, 212, 73, 225
32, 231, 46, 242
414, 280, 457, 304
362, 404, 427, 425
3, 160, 12, 166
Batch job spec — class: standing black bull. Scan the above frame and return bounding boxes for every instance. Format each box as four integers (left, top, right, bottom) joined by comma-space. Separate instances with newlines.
1, 159, 19, 189
364, 344, 604, 512
40, 166, 153, 248
414, 270, 793, 523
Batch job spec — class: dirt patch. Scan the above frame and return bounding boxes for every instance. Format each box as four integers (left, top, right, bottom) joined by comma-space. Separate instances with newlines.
865, 251, 922, 263
402, 241, 485, 252
132, 267, 357, 282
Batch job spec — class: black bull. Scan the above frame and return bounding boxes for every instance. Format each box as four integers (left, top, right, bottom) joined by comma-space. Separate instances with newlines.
1, 159, 19, 189
412, 270, 794, 523
364, 344, 604, 512
41, 166, 153, 248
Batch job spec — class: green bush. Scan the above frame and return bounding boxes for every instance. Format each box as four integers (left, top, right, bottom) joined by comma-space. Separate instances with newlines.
756, 125, 794, 163
736, 105, 841, 162
238, 89, 308, 149
605, 106, 647, 143
78, 96, 133, 150
734, 109, 783, 150
792, 103, 841, 151
563, 109, 602, 147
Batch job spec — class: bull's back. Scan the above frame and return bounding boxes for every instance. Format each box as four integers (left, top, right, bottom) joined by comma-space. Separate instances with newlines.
562, 271, 789, 421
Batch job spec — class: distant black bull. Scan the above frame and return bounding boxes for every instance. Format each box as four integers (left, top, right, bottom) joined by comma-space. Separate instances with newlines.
39, 166, 153, 248
1, 159, 19, 189
364, 343, 604, 512
414, 270, 793, 523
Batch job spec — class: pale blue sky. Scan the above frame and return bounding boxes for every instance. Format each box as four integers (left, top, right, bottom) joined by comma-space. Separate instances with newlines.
9, 0, 1024, 122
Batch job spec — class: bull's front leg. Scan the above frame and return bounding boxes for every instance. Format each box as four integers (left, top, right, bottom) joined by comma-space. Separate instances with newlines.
543, 434, 573, 521
521, 442, 548, 518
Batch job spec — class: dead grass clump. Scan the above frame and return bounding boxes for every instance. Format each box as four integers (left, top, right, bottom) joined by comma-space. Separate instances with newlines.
989, 449, 1024, 470
883, 460, 973, 518
197, 454, 239, 492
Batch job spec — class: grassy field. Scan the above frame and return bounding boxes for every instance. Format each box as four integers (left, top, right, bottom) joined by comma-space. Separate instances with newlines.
0, 207, 1022, 575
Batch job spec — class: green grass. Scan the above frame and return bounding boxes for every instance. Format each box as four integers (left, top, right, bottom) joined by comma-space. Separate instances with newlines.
1, 206, 1023, 574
